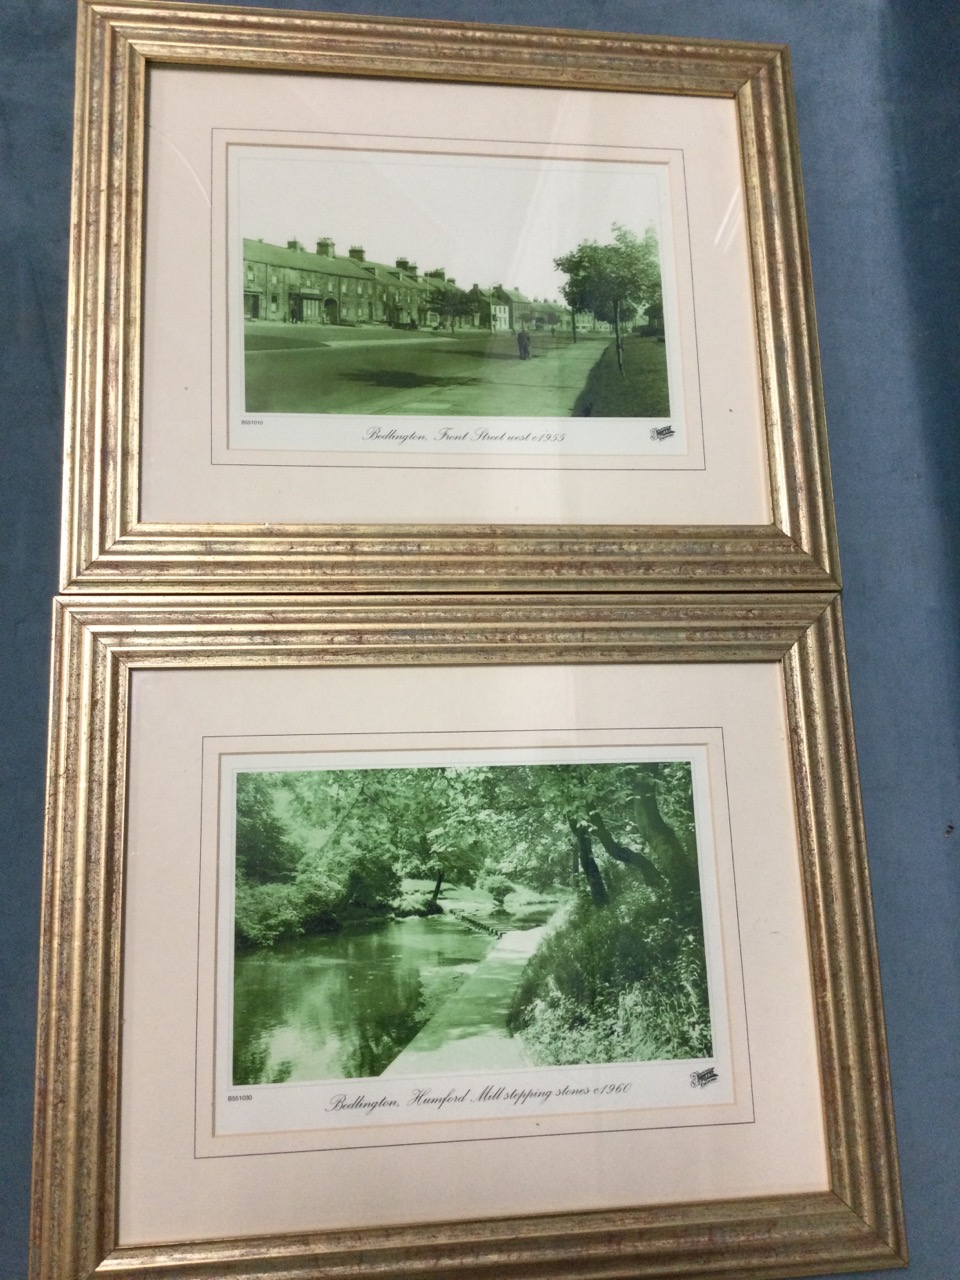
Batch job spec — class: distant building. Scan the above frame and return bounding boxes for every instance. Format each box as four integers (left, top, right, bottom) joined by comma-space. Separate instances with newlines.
527, 299, 566, 331
242, 238, 433, 326
491, 285, 533, 331
461, 285, 505, 331
360, 253, 426, 327
242, 238, 610, 333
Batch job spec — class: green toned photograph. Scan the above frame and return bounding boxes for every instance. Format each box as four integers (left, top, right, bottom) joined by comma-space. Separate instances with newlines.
231, 761, 712, 1085
237, 148, 671, 420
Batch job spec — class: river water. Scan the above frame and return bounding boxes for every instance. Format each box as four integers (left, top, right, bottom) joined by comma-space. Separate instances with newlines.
233, 916, 494, 1084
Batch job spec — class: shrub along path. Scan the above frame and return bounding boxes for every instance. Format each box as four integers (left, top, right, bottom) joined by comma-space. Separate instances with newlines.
381, 907, 568, 1076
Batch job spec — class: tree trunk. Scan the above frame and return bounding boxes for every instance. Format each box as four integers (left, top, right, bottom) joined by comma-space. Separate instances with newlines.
430, 869, 444, 904
569, 819, 608, 906
614, 299, 624, 374
632, 773, 697, 896
570, 308, 578, 343
588, 810, 666, 891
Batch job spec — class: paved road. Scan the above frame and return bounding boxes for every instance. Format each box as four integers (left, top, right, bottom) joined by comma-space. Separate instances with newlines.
244, 328, 611, 418
245, 320, 452, 349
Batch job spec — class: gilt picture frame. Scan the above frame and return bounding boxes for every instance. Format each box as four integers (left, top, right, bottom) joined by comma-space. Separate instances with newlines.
30, 595, 905, 1279
61, 0, 838, 593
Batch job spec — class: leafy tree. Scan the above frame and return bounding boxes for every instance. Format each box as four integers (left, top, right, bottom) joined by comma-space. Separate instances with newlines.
271, 766, 493, 911
235, 773, 304, 884
554, 225, 662, 373
426, 285, 475, 330
643, 299, 664, 335
497, 762, 709, 1065
233, 760, 699, 950
387, 767, 493, 903
234, 878, 306, 948
478, 761, 697, 908
476, 870, 513, 908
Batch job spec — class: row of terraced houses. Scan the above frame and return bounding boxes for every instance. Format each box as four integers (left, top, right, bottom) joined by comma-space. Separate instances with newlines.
243, 236, 610, 333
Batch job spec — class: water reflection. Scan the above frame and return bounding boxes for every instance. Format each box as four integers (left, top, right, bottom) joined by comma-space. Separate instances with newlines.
233, 916, 492, 1084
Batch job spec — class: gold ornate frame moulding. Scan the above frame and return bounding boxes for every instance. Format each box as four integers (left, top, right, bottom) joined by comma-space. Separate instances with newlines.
62, 0, 838, 592
31, 595, 904, 1278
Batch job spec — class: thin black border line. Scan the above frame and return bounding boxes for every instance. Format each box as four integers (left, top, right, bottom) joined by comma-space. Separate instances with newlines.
187, 724, 753, 1162
222, 136, 698, 470
220, 137, 697, 471
187, 105, 707, 480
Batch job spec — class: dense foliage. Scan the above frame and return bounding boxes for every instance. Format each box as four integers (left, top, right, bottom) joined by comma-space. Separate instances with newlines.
506, 870, 711, 1063
233, 759, 712, 1063
555, 224, 663, 373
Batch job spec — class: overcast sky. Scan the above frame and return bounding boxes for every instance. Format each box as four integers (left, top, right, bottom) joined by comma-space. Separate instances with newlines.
234, 146, 666, 303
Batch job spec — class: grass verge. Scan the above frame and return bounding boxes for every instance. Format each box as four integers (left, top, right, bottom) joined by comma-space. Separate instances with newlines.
572, 336, 669, 417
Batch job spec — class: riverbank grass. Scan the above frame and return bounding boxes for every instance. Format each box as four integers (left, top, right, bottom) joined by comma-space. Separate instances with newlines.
507, 875, 712, 1066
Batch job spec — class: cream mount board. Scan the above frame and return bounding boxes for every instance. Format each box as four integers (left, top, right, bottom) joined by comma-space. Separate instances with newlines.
61, 0, 837, 592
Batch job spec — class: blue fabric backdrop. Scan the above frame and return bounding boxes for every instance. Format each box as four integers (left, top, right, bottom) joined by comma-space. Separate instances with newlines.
1, 1, 957, 1276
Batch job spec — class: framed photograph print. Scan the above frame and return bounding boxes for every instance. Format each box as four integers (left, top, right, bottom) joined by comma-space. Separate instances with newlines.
31, 595, 906, 1278
61, 0, 839, 592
